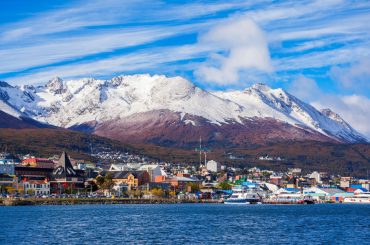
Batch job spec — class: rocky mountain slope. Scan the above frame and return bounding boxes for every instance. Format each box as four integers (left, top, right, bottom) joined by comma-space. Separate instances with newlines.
0, 75, 367, 148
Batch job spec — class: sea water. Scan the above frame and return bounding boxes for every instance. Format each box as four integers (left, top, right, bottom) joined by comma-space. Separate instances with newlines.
0, 204, 369, 244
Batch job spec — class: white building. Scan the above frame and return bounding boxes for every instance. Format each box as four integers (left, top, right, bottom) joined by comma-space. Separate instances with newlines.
303, 187, 348, 201
206, 160, 221, 173
109, 163, 132, 171
23, 180, 50, 195
76, 162, 86, 170
288, 168, 302, 176
340, 177, 351, 188
138, 164, 167, 182
308, 171, 322, 184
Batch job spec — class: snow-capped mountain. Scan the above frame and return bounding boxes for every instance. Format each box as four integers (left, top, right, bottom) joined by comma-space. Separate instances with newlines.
213, 84, 367, 143
0, 74, 367, 147
0, 81, 22, 118
0, 81, 53, 129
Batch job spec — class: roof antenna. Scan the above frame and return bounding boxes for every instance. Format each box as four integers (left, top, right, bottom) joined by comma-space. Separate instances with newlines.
199, 136, 202, 169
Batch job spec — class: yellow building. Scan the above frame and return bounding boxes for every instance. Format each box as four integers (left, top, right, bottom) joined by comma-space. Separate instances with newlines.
108, 171, 150, 190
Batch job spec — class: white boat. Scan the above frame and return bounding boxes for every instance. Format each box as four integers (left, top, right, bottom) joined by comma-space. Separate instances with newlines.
343, 192, 370, 204
224, 185, 263, 205
267, 192, 315, 204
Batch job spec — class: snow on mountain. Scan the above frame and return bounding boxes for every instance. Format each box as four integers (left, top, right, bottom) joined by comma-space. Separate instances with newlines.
0, 75, 367, 143
320, 108, 367, 142
1, 75, 244, 127
213, 83, 368, 142
0, 81, 23, 118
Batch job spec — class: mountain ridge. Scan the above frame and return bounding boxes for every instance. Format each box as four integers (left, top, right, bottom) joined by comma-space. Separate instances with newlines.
0, 75, 367, 146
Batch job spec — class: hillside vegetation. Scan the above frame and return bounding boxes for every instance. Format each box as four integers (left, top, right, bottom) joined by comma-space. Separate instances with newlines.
0, 128, 128, 161
0, 128, 369, 176
129, 141, 370, 177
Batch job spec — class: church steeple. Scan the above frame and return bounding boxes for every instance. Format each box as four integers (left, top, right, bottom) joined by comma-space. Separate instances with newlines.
52, 152, 77, 178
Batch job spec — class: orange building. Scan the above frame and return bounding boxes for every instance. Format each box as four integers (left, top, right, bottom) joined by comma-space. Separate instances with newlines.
22, 158, 55, 168
168, 176, 200, 191
154, 175, 166, 183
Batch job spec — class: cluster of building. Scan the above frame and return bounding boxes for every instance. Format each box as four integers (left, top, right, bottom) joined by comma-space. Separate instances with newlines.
0, 151, 203, 197
245, 167, 370, 202
0, 151, 369, 201
0, 152, 85, 196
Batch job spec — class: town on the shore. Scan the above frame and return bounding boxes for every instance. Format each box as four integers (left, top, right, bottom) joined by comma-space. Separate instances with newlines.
0, 150, 369, 205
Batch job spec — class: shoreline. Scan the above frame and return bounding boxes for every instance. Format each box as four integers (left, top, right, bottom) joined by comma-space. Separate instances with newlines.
0, 198, 221, 206
0, 198, 344, 206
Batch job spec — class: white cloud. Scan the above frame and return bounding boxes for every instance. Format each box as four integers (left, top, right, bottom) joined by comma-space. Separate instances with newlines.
288, 75, 322, 102
4, 44, 210, 84
275, 45, 370, 72
0, 0, 251, 75
0, 0, 251, 43
195, 17, 273, 85
0, 24, 207, 74
2, 0, 370, 93
330, 58, 370, 91
246, 0, 345, 25
0, 0, 119, 42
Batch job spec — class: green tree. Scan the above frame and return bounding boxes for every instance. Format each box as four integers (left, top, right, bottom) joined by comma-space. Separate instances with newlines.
95, 176, 105, 189
218, 181, 232, 190
102, 174, 114, 191
95, 174, 115, 191
134, 189, 142, 198
151, 188, 164, 198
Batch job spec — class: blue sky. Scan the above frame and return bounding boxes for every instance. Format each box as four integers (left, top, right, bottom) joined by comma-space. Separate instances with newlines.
0, 0, 370, 136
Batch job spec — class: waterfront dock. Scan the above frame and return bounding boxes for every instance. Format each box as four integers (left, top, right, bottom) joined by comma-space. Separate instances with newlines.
1, 198, 220, 206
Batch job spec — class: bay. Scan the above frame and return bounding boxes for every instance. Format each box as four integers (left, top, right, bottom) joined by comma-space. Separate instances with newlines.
0, 204, 369, 244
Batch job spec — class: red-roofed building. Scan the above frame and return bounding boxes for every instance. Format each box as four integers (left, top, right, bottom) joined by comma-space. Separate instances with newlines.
168, 176, 200, 192
22, 157, 55, 168
22, 178, 50, 195
270, 176, 283, 186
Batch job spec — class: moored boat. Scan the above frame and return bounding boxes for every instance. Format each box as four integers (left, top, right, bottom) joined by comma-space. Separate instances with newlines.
343, 192, 370, 204
265, 192, 315, 204
224, 185, 263, 205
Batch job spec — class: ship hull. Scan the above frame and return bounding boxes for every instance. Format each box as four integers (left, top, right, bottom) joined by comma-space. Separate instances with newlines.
224, 198, 260, 205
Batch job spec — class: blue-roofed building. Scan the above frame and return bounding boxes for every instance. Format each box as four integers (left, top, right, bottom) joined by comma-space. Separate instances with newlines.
331, 192, 354, 202
242, 181, 257, 188
354, 188, 369, 193
347, 186, 369, 193
0, 153, 20, 175
350, 184, 364, 189
284, 188, 300, 193
303, 187, 348, 202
